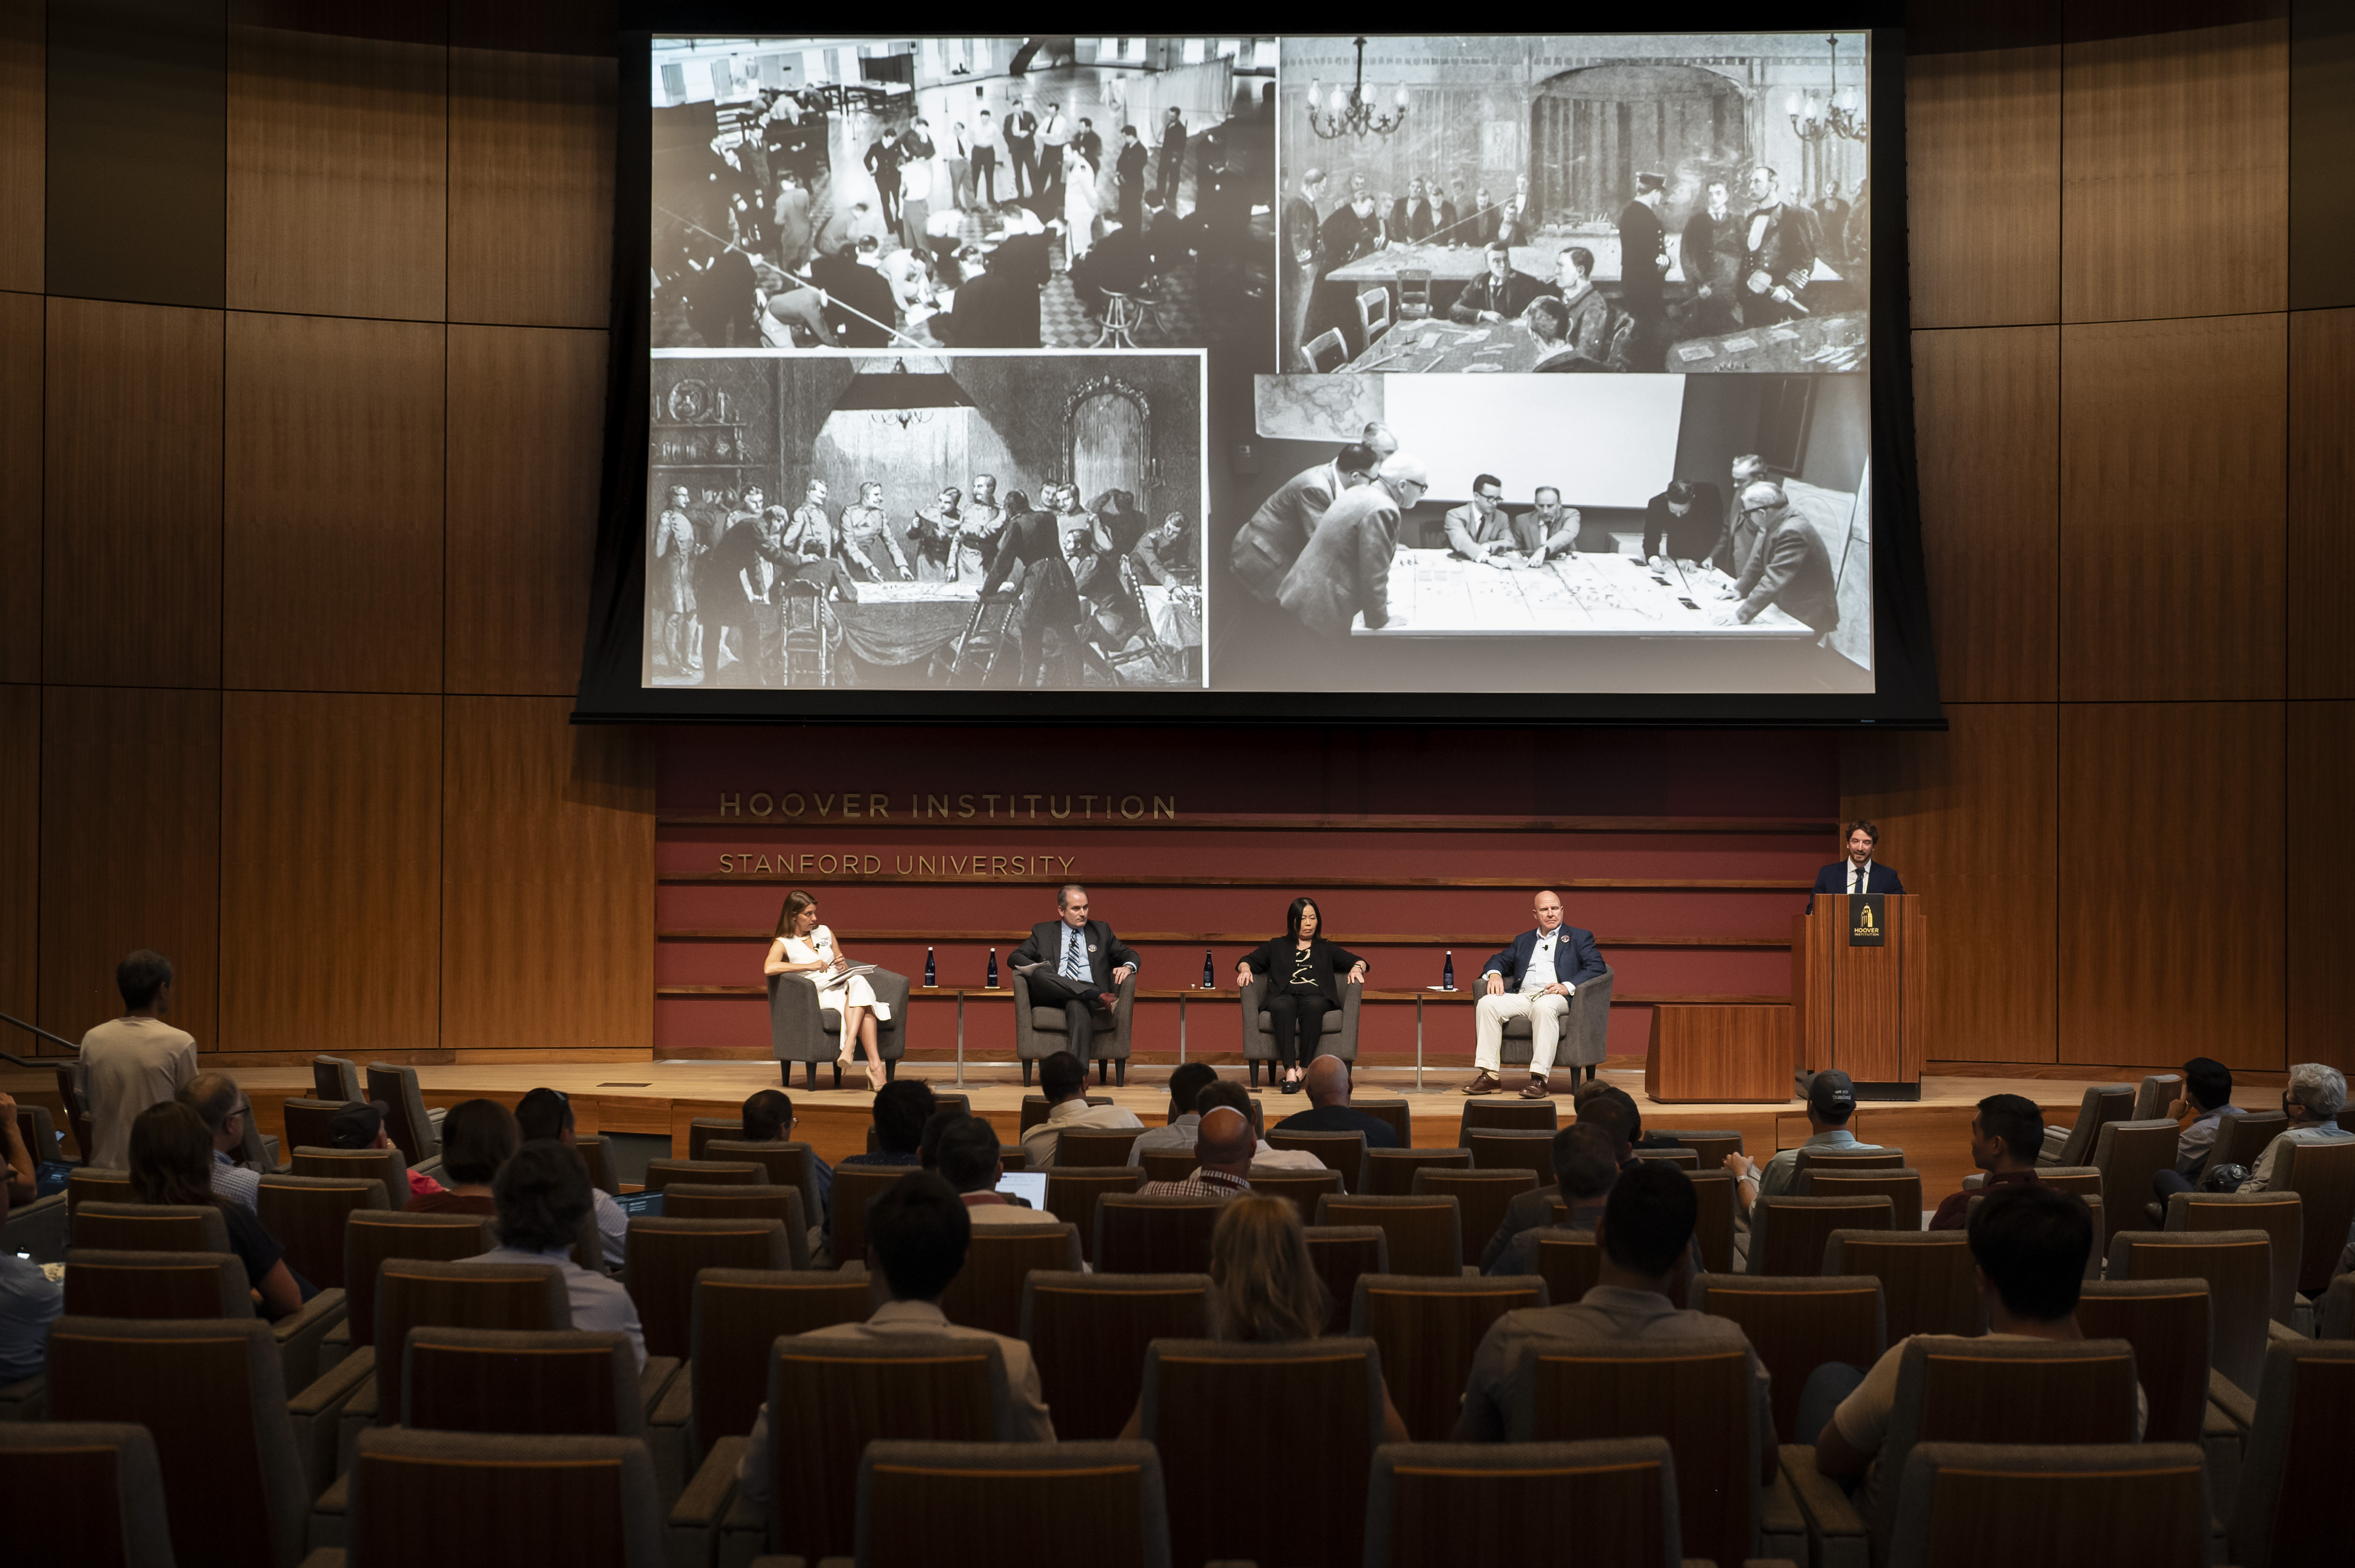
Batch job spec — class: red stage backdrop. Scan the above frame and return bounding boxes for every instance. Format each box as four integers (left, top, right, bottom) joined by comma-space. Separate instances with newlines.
655, 726, 1842, 1068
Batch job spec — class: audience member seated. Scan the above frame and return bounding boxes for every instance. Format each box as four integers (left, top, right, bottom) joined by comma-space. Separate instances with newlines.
1196, 1080, 1323, 1171
917, 1106, 964, 1171
839, 1080, 937, 1170
458, 1140, 644, 1367
330, 1098, 446, 1198
0, 1091, 35, 1210
1118, 1194, 1411, 1441
0, 1175, 61, 1385
128, 1101, 312, 1319
77, 949, 198, 1170
1573, 1081, 1680, 1153
2212, 1062, 2347, 1196
1805, 1183, 2139, 1513
1929, 1093, 2042, 1230
1273, 1057, 1399, 1147
1455, 1163, 1773, 1461
1020, 1052, 1143, 1168
1724, 1070, 1882, 1219
2159, 1057, 2241, 1191
937, 1115, 1059, 1224
180, 1071, 260, 1211
1136, 1106, 1256, 1200
742, 1088, 833, 1221
515, 1088, 625, 1269
734, 1170, 1056, 1507
1485, 1123, 1623, 1276
405, 1099, 516, 1217
1132, 1062, 1220, 1159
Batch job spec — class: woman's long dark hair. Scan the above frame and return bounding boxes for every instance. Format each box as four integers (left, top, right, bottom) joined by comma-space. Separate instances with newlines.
1286, 897, 1323, 940
773, 889, 817, 939
128, 1101, 230, 1211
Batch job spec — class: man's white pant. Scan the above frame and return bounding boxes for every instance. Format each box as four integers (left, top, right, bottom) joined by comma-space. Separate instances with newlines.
1474, 990, 1572, 1078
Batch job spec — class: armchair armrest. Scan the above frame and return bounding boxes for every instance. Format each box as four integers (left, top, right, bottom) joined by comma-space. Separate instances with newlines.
669, 1435, 750, 1568
309, 1471, 351, 1553
0, 1372, 45, 1421
315, 1317, 351, 1375
290, 1347, 376, 1499
1776, 1442, 1867, 1566
273, 1286, 348, 1391
2207, 1369, 2256, 1431
766, 972, 828, 1066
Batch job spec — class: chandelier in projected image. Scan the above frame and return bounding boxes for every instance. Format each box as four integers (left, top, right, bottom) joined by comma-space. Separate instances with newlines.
1306, 37, 1407, 140
1789, 34, 1866, 143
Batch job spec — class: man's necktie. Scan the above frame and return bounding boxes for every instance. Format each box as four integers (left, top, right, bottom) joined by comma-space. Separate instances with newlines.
1062, 927, 1088, 983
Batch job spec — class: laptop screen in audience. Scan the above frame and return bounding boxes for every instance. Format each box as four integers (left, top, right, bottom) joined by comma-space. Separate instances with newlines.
994, 1171, 1047, 1210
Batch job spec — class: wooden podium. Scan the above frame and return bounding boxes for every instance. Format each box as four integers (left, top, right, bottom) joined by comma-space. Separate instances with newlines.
1791, 894, 1926, 1100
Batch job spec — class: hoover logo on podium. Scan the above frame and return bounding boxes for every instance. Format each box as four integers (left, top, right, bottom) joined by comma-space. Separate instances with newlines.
1849, 893, 1886, 947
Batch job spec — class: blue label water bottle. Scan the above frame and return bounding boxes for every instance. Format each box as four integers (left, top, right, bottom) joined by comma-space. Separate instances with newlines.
924, 947, 937, 988
1441, 950, 1455, 991
1202, 949, 1214, 988
986, 947, 999, 989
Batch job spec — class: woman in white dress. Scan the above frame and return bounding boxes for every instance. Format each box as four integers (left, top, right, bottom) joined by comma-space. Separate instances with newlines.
1063, 145, 1101, 262
762, 890, 886, 1091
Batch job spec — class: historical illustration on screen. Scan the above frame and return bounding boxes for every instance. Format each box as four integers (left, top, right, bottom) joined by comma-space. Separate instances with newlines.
651, 37, 1275, 356
1276, 34, 1869, 376
647, 351, 1206, 691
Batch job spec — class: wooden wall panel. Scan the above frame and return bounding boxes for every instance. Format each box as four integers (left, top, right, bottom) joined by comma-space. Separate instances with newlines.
2288, 308, 2353, 699
449, 48, 615, 328
1904, 47, 2061, 329
440, 696, 653, 1053
1910, 327, 2059, 701
0, 0, 40, 294
218, 692, 441, 1054
37, 685, 220, 1049
1841, 705, 2059, 1063
0, 685, 36, 1039
225, 25, 446, 320
43, 299, 223, 688
2061, 21, 2289, 322
0, 291, 37, 684
223, 312, 444, 692
445, 326, 606, 693
2058, 314, 2285, 702
2290, 0, 2355, 309
2287, 702, 2352, 1075
2058, 702, 2284, 1068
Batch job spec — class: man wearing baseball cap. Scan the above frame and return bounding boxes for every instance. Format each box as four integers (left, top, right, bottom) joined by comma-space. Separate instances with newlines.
329, 1099, 446, 1200
1721, 1069, 1886, 1220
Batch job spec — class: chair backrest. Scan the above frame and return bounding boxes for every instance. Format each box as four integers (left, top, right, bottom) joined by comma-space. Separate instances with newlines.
0, 1420, 176, 1568
44, 1315, 311, 1568
344, 1426, 665, 1568
830, 1163, 913, 1268
1053, 1127, 1144, 1168
1019, 1093, 1114, 1137
625, 1215, 796, 1359
1363, 1146, 1472, 1195
1043, 1167, 1147, 1265
1095, 1194, 1225, 1276
2319, 1273, 2353, 1340
1749, 1195, 1893, 1275
2092, 1119, 2186, 1242
2212, 1111, 2289, 1171
1351, 1272, 1548, 1440
2038, 1165, 2104, 1196
1019, 1271, 1210, 1441
2228, 1338, 2355, 1568
72, 1201, 231, 1255
1265, 1128, 1367, 1192
998, 1142, 1032, 1171
2164, 1189, 2304, 1323
65, 1166, 133, 1211
1317, 1194, 1463, 1279
643, 1157, 764, 1192
1357, 285, 1391, 343
2076, 1278, 2212, 1443
766, 1333, 1014, 1561
1656, 1128, 1744, 1170
292, 1143, 410, 1194
343, 1210, 496, 1349
364, 1063, 437, 1167
2132, 1074, 2183, 1122
1365, 1436, 1684, 1568
63, 1248, 250, 1319
279, 1098, 342, 1156
1687, 1169, 1739, 1276
2053, 1083, 2136, 1167
940, 1221, 1081, 1338
1136, 1146, 1198, 1185
1531, 1228, 1602, 1306
1242, 1164, 1341, 1226
1302, 1224, 1389, 1335
1414, 1167, 1536, 1269
1800, 1169, 1925, 1231
573, 1134, 617, 1195
1691, 1273, 1887, 1442
2107, 1229, 2273, 1392
658, 1183, 803, 1225
689, 1268, 872, 1455
1460, 1099, 1557, 1143
375, 1259, 568, 1366
1306, 326, 1349, 373
1142, 1337, 1386, 1568
1350, 1098, 1414, 1151
685, 1117, 739, 1161
401, 1325, 640, 1437
701, 1140, 823, 1223
1891, 1441, 2209, 1568
312, 1056, 361, 1101
256, 1173, 389, 1290
1792, 1146, 1907, 1175
1631, 1147, 1699, 1168
1824, 1229, 1980, 1341
9, 1102, 55, 1168
2275, 1137, 2355, 1296
1516, 1340, 1760, 1568
1398, 268, 1432, 316
1467, 1128, 1557, 1183
856, 1439, 1172, 1568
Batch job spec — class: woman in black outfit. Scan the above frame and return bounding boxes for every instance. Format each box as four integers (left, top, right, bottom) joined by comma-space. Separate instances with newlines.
1237, 898, 1369, 1093
128, 1100, 314, 1318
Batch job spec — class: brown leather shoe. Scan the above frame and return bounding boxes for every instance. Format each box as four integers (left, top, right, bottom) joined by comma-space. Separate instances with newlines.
1519, 1075, 1551, 1100
1460, 1070, 1502, 1096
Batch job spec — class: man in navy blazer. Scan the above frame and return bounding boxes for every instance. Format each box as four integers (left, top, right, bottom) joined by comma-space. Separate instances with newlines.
1807, 821, 1905, 913
1009, 883, 1139, 1065
1464, 891, 1608, 1099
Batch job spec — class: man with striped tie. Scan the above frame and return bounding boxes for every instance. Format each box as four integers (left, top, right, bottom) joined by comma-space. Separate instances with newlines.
1009, 884, 1141, 1067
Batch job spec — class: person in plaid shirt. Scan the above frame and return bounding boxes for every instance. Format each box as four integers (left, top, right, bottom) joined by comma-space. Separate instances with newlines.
1136, 1106, 1255, 1199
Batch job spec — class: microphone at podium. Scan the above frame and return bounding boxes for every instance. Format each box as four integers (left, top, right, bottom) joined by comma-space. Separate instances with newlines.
1807, 820, 1904, 913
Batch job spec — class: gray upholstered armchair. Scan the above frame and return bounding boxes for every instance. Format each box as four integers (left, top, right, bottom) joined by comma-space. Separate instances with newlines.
767, 969, 911, 1090
1496, 963, 1615, 1082
1013, 968, 1137, 1086
1238, 974, 1363, 1087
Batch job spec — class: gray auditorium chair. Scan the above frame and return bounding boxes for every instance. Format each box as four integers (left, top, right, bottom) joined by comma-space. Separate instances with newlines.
1497, 964, 1615, 1081
1889, 1442, 2210, 1568
854, 1440, 1173, 1568
313, 1055, 363, 1102
0, 1421, 177, 1567
2131, 1073, 2183, 1122
767, 967, 911, 1090
1238, 971, 1363, 1087
365, 1063, 440, 1171
1012, 967, 1135, 1086
2040, 1083, 2134, 1166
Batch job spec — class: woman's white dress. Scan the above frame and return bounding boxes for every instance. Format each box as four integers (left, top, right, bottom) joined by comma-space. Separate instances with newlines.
783, 925, 889, 1021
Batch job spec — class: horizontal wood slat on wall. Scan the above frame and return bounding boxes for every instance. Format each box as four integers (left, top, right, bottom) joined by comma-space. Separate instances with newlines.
659, 873, 1813, 891
659, 812, 1842, 834
656, 985, 1788, 1007
657, 929, 1793, 948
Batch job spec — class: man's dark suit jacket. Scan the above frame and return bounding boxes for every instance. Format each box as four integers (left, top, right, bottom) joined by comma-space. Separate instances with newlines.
1319, 205, 1368, 270
939, 268, 1040, 349
810, 253, 896, 347
1642, 484, 1724, 563
1806, 861, 1904, 913
1272, 1103, 1400, 1149
978, 509, 1079, 622
1011, 920, 1140, 991
1481, 926, 1607, 991
1449, 270, 1545, 323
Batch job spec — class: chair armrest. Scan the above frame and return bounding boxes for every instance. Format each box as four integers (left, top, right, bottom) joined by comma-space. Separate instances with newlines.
290, 1347, 376, 1497
273, 1286, 348, 1391
298, 1552, 348, 1568
1777, 1442, 1867, 1545
670, 1435, 749, 1532
309, 1471, 351, 1552
2266, 1318, 2310, 1344
0, 1372, 45, 1421
641, 1354, 684, 1410
651, 1358, 694, 1427
316, 1317, 351, 1374
290, 1346, 376, 1417
2207, 1370, 2256, 1431
747, 1560, 811, 1568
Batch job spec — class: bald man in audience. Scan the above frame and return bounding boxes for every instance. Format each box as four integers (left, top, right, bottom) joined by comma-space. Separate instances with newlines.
1277, 452, 1430, 637
1136, 1105, 1257, 1199
181, 1072, 259, 1211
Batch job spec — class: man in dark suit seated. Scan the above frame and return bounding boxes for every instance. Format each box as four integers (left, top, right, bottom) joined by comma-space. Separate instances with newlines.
1807, 821, 1904, 913
810, 241, 897, 347
1272, 1056, 1399, 1147
1449, 242, 1544, 324
934, 244, 1041, 349
1069, 218, 1153, 321
1464, 890, 1608, 1099
1008, 885, 1140, 1067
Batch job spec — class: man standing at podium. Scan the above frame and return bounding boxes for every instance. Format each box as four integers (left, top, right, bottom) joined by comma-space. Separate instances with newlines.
1807, 821, 1904, 913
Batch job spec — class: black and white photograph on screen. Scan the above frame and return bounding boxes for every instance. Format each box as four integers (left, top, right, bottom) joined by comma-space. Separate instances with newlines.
646, 351, 1205, 692
651, 37, 1275, 355
1215, 370, 1872, 693
1278, 34, 1869, 376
